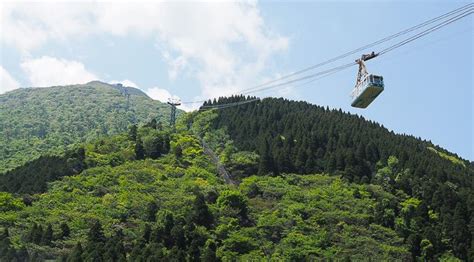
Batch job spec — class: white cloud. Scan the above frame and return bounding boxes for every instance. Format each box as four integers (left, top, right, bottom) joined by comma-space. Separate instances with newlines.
145, 86, 178, 103
140, 2, 289, 99
1, 2, 97, 53
109, 79, 138, 88
0, 66, 20, 94
20, 56, 97, 87
178, 103, 200, 112
163, 53, 188, 81
145, 86, 195, 111
3, 1, 289, 100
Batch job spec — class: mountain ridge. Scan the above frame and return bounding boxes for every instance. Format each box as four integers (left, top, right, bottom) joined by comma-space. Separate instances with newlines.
0, 81, 174, 173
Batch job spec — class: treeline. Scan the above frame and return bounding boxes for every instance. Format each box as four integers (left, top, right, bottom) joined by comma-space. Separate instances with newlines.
0, 148, 86, 194
26, 222, 70, 245
0, 120, 171, 196
204, 96, 474, 260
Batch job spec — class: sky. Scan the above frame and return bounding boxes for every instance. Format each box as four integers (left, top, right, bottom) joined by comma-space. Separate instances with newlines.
0, 0, 472, 160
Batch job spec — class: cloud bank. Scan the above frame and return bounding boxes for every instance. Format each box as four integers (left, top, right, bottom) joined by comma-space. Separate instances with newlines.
20, 56, 97, 87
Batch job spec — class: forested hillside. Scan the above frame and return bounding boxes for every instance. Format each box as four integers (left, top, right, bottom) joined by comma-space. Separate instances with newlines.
202, 96, 474, 260
0, 120, 412, 261
0, 81, 173, 173
0, 95, 472, 261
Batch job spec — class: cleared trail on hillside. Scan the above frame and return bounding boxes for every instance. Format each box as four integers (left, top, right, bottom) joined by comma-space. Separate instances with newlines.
198, 137, 237, 185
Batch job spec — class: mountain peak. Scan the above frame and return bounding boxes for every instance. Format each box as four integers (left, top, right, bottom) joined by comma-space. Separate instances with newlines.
0, 82, 170, 172
84, 80, 149, 98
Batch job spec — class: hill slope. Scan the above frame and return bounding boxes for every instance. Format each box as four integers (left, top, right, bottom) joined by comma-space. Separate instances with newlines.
0, 81, 173, 173
0, 124, 410, 261
200, 96, 474, 260
0, 95, 472, 260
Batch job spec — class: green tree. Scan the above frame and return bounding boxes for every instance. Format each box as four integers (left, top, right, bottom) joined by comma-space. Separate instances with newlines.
0, 228, 12, 258
83, 221, 106, 261
187, 239, 202, 262
33, 224, 44, 244
143, 135, 163, 159
60, 223, 70, 239
189, 191, 214, 228
42, 223, 53, 245
135, 137, 145, 160
201, 239, 218, 262
67, 242, 83, 262
217, 190, 249, 224
83, 249, 103, 262
420, 239, 434, 260
452, 203, 469, 260
142, 224, 152, 243
170, 224, 186, 249
147, 119, 158, 130
0, 192, 26, 212
88, 221, 106, 243
258, 139, 273, 175
103, 230, 126, 262
128, 124, 138, 141
146, 201, 159, 222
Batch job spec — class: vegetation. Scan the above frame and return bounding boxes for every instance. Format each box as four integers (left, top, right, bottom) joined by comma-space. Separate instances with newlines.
201, 96, 473, 260
0, 123, 410, 260
0, 81, 174, 173
0, 93, 472, 261
427, 146, 466, 168
0, 148, 86, 194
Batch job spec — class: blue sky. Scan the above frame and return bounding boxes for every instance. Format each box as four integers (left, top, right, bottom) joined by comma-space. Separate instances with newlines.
1, 1, 472, 160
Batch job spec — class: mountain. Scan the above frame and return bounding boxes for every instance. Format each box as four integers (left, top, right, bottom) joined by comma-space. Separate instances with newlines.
0, 95, 472, 261
0, 81, 174, 173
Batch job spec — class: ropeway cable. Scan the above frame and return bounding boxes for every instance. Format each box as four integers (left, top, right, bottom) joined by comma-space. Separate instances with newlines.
200, 62, 355, 110
379, 9, 473, 56
198, 9, 473, 110
181, 3, 473, 105
236, 3, 473, 95
204, 8, 473, 106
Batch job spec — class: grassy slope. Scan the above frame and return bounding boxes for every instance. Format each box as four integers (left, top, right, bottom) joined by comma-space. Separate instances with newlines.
427, 147, 466, 168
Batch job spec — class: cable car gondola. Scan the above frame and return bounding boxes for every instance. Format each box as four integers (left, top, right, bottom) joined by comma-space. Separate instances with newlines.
351, 52, 384, 108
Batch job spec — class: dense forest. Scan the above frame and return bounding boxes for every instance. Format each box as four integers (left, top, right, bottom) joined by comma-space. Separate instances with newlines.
0, 120, 412, 261
0, 81, 174, 173
0, 147, 86, 194
202, 96, 474, 260
0, 93, 472, 261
